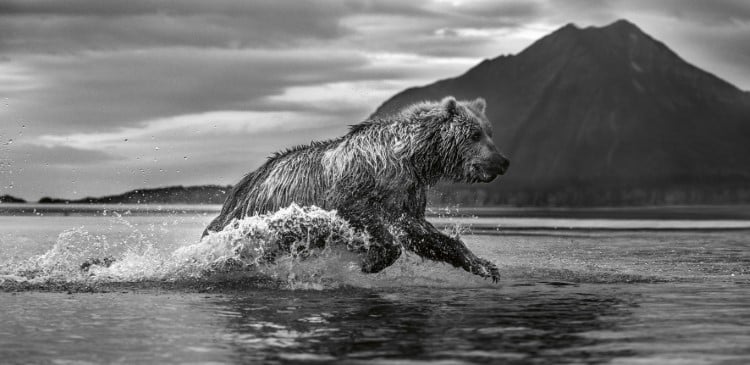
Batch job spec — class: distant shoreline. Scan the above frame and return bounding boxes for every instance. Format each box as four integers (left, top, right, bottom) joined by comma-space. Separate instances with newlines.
0, 203, 222, 216
3, 203, 750, 220
0, 185, 232, 206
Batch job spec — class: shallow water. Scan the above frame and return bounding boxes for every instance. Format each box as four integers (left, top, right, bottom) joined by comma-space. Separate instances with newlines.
1, 210, 749, 364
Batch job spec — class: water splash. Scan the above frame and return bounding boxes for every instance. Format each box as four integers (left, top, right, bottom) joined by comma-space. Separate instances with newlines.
0, 204, 374, 290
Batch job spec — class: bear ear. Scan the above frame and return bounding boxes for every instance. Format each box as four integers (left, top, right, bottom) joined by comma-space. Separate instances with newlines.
470, 98, 486, 114
441, 96, 458, 115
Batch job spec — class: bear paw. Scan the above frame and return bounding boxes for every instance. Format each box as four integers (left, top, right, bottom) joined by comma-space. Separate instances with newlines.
471, 258, 500, 283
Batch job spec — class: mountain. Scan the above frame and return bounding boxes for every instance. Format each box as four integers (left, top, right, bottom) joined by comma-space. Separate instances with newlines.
374, 19, 750, 206
38, 185, 231, 205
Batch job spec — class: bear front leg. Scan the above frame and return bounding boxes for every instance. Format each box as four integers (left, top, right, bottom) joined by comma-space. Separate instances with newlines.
398, 218, 500, 282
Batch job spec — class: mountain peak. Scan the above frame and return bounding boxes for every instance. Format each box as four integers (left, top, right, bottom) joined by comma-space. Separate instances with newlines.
521, 17, 667, 66
547, 18, 648, 42
602, 19, 641, 31
598, 19, 652, 42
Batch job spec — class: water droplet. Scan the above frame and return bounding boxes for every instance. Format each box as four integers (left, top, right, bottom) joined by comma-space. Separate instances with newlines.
124, 138, 129, 142
154, 146, 160, 150
183, 156, 188, 160
7, 139, 13, 144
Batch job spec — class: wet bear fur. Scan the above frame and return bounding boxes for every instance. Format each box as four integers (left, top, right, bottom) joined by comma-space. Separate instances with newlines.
203, 97, 510, 281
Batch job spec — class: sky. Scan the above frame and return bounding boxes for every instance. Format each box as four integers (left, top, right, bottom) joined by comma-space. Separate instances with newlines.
1, 0, 749, 201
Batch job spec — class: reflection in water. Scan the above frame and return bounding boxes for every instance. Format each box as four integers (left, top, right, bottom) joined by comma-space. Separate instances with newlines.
210, 284, 635, 363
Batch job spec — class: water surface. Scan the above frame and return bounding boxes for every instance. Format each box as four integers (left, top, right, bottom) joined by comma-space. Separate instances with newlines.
1, 208, 749, 364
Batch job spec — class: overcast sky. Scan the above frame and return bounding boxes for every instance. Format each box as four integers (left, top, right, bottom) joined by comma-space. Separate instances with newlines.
1, 0, 749, 201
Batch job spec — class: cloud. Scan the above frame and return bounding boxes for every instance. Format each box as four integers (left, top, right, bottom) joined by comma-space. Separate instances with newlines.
617, 0, 750, 26
0, 0, 481, 55
37, 109, 347, 149
6, 143, 123, 166
1, 0, 548, 61
3, 48, 374, 134
2, 0, 749, 201
336, 1, 550, 58
32, 108, 353, 171
0, 0, 357, 53
444, 0, 543, 20
3, 44, 484, 138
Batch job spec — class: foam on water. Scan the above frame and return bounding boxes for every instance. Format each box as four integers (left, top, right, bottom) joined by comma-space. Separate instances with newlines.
0, 204, 372, 289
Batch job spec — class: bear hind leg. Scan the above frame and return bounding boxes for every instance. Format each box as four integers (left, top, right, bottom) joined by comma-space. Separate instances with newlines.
361, 243, 402, 273
359, 223, 402, 273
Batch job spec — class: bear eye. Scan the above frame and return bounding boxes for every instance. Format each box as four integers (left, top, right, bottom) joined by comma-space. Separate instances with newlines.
471, 130, 483, 141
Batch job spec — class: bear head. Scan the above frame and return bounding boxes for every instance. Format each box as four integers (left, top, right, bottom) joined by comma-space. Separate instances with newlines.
438, 96, 510, 183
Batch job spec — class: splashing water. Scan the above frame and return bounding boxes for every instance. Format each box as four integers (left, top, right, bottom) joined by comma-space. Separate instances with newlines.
0, 204, 377, 289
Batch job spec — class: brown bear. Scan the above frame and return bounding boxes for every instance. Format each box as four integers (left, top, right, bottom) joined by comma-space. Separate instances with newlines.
203, 97, 509, 282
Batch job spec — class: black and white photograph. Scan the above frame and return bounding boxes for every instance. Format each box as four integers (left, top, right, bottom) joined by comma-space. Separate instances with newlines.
1, 0, 749, 363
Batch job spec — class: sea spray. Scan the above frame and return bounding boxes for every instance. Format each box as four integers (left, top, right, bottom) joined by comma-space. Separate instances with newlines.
8, 227, 119, 281
1, 204, 371, 288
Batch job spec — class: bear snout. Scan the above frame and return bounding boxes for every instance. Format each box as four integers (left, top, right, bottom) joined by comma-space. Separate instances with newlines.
488, 153, 510, 176
469, 153, 509, 183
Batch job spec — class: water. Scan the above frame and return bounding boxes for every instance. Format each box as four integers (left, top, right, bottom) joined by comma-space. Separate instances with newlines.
1, 206, 749, 364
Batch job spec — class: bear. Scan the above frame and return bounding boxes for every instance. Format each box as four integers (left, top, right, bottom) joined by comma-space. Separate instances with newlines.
202, 96, 510, 282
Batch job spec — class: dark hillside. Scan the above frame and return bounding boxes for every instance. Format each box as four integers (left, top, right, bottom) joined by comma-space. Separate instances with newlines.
38, 185, 231, 205
0, 195, 26, 203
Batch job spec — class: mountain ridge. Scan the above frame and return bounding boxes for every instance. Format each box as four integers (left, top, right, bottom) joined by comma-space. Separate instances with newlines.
36, 185, 231, 205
